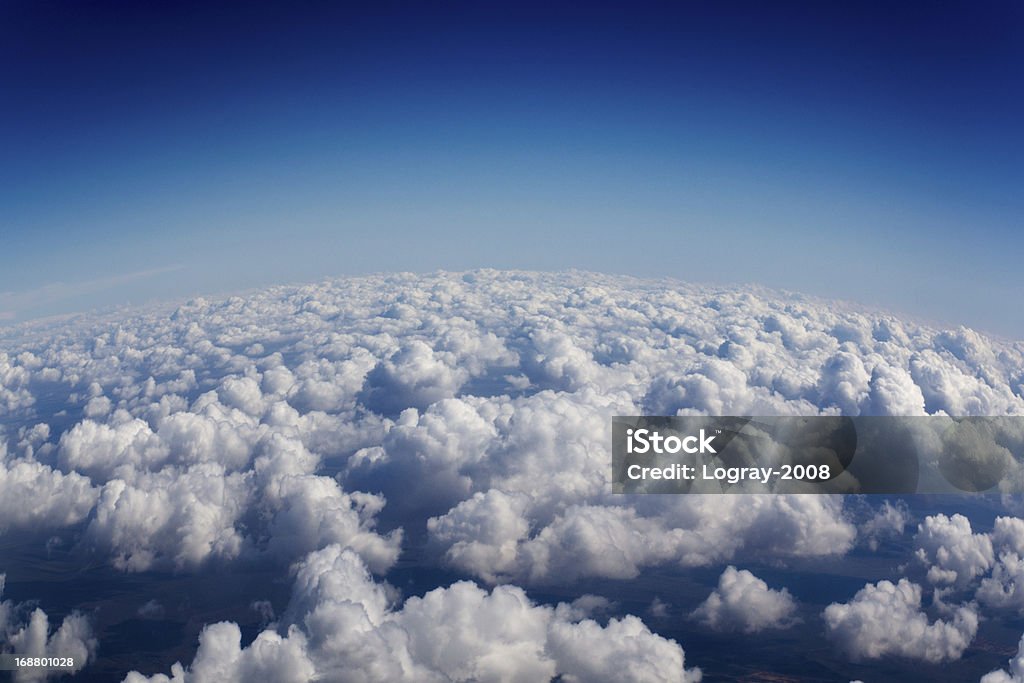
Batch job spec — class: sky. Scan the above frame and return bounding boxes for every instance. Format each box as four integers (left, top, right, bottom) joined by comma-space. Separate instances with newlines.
1, 0, 1022, 336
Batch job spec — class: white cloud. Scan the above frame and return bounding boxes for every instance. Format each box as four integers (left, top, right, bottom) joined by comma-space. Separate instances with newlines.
77, 428, 401, 573
359, 341, 470, 414
992, 517, 1024, 556
0, 442, 98, 532
85, 464, 250, 572
915, 514, 994, 586
859, 499, 910, 550
862, 364, 927, 416
429, 493, 857, 585
122, 623, 314, 683
547, 614, 698, 683
6, 270, 1023, 581
816, 349, 870, 415
0, 574, 98, 682
975, 518, 1024, 613
125, 546, 701, 683
823, 578, 977, 663
978, 553, 1024, 612
0, 353, 34, 415
691, 566, 798, 633
3, 270, 1024, 677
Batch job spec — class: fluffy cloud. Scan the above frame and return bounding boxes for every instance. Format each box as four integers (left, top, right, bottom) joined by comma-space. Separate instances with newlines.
5, 270, 1023, 579
125, 546, 701, 683
3, 270, 1024, 678
858, 499, 910, 550
901, 514, 1024, 616
0, 574, 97, 682
691, 566, 798, 633
359, 341, 470, 414
977, 553, 1024, 612
0, 353, 34, 415
975, 518, 1024, 612
78, 430, 401, 573
915, 514, 995, 586
428, 493, 857, 584
85, 464, 250, 572
0, 440, 98, 532
823, 578, 978, 663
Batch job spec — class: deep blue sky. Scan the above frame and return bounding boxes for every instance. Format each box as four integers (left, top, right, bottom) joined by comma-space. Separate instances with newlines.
2, 1, 1022, 335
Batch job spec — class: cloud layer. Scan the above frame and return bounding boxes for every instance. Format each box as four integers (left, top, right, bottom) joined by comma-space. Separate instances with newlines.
1, 270, 1024, 679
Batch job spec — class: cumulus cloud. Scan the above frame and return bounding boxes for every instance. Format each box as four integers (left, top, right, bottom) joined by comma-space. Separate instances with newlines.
823, 578, 978, 663
430, 492, 856, 585
2, 270, 1024, 677
691, 566, 798, 633
124, 546, 701, 683
359, 341, 470, 415
86, 464, 250, 572
0, 574, 97, 682
977, 553, 1024, 612
0, 353, 35, 415
77, 429, 401, 573
4, 270, 1023, 580
0, 440, 98, 532
974, 518, 1024, 612
914, 514, 994, 586
859, 499, 910, 550
897, 514, 1024, 616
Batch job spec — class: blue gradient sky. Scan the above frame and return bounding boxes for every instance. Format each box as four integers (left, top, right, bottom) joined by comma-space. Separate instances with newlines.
2, 1, 1022, 335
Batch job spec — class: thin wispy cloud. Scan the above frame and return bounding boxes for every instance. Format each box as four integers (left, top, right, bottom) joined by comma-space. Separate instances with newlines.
0, 265, 184, 323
